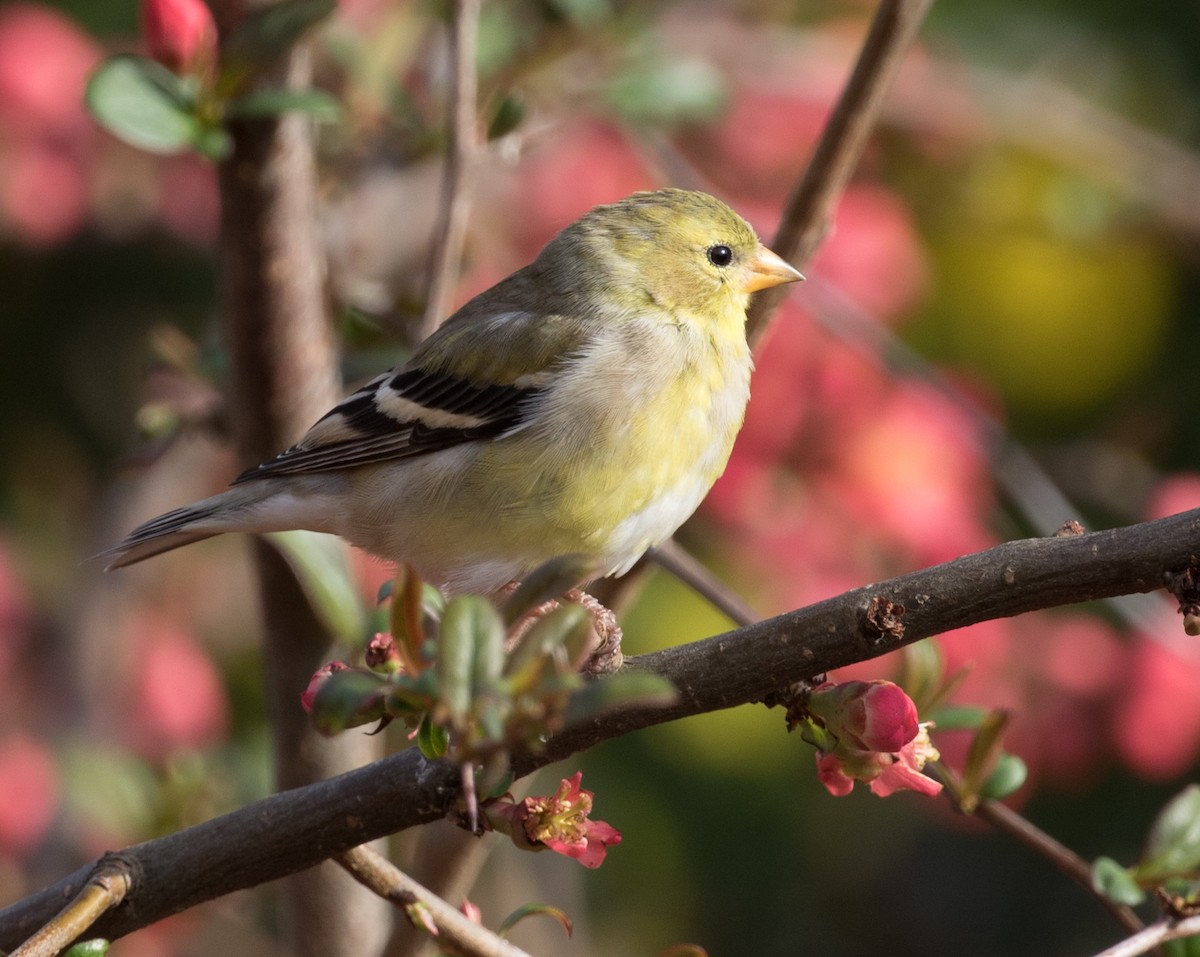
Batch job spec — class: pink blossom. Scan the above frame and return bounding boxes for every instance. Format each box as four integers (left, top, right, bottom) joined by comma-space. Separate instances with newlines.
300, 660, 351, 714
141, 0, 217, 77
0, 734, 58, 854
806, 680, 919, 753
489, 772, 622, 868
1144, 474, 1200, 522
125, 619, 230, 759
1114, 636, 1200, 780
815, 724, 942, 799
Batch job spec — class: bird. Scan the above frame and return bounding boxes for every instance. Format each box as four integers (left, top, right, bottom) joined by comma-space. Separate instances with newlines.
105, 189, 804, 594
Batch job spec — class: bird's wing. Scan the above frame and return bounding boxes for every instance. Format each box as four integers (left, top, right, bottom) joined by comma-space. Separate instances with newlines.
231, 303, 580, 484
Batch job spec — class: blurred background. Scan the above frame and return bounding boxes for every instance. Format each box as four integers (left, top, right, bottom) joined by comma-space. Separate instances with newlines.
1, 0, 1200, 954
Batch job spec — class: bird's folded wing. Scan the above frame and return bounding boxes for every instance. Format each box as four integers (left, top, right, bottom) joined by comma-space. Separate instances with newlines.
230, 304, 582, 483
232, 366, 548, 482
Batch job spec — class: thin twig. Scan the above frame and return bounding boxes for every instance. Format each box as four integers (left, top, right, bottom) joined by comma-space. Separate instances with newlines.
746, 0, 933, 348
1092, 916, 1200, 957
972, 799, 1144, 937
419, 0, 482, 340
338, 845, 534, 957
649, 540, 759, 627
11, 857, 133, 957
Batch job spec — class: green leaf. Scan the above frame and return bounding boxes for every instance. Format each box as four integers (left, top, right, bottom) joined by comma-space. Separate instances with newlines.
63, 940, 111, 957
565, 672, 677, 726
1091, 856, 1146, 906
501, 554, 600, 626
265, 530, 369, 649
224, 0, 337, 67
389, 565, 428, 675
899, 638, 943, 711
979, 753, 1027, 801
310, 668, 389, 734
926, 705, 989, 731
497, 903, 573, 940
504, 605, 590, 690
606, 56, 726, 126
1139, 784, 1200, 879
226, 88, 343, 121
86, 55, 200, 154
438, 598, 500, 724
416, 714, 449, 759
486, 94, 524, 140
961, 709, 1011, 796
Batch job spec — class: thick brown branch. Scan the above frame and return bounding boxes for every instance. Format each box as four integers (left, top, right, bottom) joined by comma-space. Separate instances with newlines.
3, 510, 1198, 947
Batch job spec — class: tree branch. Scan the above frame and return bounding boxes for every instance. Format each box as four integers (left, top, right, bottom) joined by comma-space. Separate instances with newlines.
746, 0, 933, 348
418, 0, 482, 340
337, 846, 534, 957
3, 509, 1197, 948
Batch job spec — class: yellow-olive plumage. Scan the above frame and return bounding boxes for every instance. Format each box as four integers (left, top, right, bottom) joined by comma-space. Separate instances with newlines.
107, 189, 803, 593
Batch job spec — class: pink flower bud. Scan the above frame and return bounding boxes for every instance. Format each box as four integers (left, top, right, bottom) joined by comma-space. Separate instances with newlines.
141, 0, 216, 77
300, 660, 350, 714
807, 680, 919, 753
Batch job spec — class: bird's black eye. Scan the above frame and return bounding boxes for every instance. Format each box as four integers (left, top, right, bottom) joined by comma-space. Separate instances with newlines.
707, 244, 734, 267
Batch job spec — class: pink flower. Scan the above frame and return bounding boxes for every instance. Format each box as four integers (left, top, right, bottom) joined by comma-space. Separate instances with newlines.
815, 724, 942, 799
806, 680, 919, 753
300, 660, 351, 714
488, 772, 622, 868
126, 620, 230, 759
0, 733, 58, 855
141, 0, 217, 77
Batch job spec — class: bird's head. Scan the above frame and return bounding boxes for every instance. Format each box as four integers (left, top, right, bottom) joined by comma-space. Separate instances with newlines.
543, 189, 804, 322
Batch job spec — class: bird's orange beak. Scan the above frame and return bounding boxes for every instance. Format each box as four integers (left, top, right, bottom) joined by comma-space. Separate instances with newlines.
741, 245, 805, 293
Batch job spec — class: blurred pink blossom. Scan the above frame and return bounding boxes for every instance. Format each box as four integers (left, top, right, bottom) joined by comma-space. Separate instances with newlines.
1114, 636, 1200, 780
0, 3, 99, 246
510, 120, 653, 256
827, 381, 994, 564
124, 618, 230, 760
1144, 473, 1200, 522
811, 185, 930, 322
0, 733, 58, 855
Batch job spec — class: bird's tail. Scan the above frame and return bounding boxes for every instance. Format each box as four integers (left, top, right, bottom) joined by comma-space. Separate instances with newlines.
102, 486, 274, 569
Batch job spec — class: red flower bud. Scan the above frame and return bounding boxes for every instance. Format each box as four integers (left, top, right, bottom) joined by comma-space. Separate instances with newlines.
141, 0, 216, 77
300, 660, 350, 714
807, 679, 919, 753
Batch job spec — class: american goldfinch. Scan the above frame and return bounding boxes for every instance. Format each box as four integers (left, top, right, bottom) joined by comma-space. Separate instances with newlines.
107, 189, 803, 593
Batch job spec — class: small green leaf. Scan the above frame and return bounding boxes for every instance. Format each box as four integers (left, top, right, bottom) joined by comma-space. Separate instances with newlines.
504, 605, 590, 689
226, 88, 343, 121
224, 0, 337, 68
86, 55, 200, 154
486, 94, 524, 140
497, 903, 573, 940
389, 565, 428, 675
1091, 856, 1146, 906
961, 709, 1011, 796
416, 714, 449, 759
501, 554, 600, 626
926, 705, 989, 731
565, 672, 677, 725
310, 668, 389, 734
1139, 784, 1200, 879
265, 531, 369, 649
605, 56, 726, 126
979, 753, 1027, 801
438, 597, 501, 723
63, 940, 111, 957
899, 638, 943, 711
